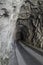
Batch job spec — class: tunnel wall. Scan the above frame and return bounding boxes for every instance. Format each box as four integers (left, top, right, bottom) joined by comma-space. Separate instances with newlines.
16, 0, 43, 49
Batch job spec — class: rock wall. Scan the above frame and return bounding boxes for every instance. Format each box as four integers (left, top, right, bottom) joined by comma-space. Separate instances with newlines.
17, 0, 43, 49
0, 0, 24, 65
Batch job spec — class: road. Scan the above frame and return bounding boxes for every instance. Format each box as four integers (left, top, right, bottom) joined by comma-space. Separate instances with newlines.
16, 42, 43, 65
8, 41, 43, 65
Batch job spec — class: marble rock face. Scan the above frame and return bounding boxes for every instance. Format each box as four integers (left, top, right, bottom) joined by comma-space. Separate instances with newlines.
0, 0, 23, 65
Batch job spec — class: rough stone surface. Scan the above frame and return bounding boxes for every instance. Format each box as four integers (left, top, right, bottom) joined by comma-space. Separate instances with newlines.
17, 0, 43, 49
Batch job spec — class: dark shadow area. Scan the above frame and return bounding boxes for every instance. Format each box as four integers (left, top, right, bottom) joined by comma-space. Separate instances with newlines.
16, 24, 29, 42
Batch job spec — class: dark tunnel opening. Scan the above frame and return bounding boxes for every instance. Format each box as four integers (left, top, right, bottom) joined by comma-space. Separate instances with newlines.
20, 31, 24, 41
16, 24, 29, 42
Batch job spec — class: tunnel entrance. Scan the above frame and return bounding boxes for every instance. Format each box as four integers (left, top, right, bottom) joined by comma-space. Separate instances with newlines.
16, 24, 29, 42
20, 31, 24, 41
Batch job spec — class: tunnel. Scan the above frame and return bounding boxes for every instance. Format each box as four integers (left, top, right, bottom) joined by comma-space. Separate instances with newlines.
16, 24, 29, 42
